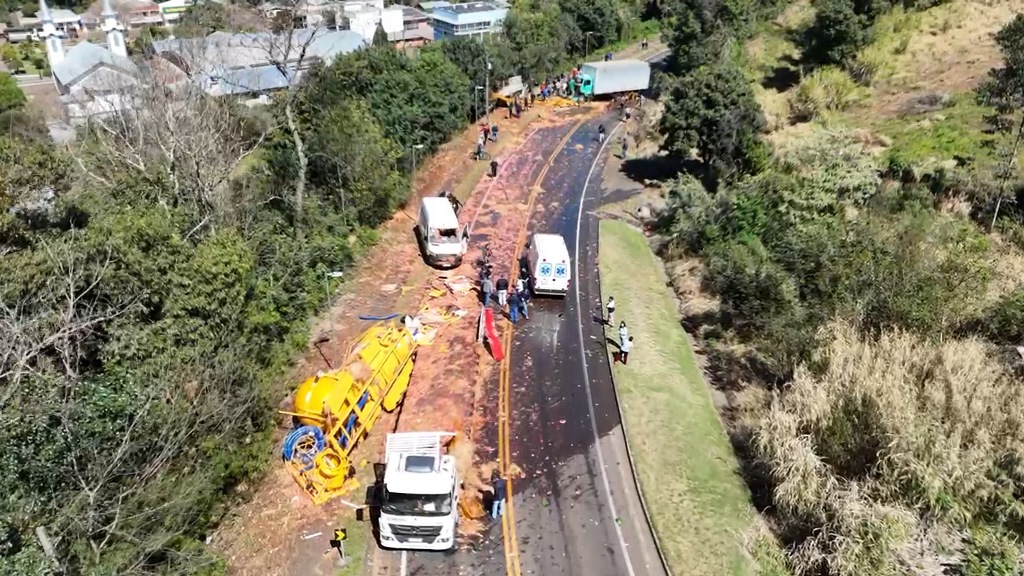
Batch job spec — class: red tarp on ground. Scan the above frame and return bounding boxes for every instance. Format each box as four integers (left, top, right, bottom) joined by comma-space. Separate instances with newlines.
481, 307, 504, 361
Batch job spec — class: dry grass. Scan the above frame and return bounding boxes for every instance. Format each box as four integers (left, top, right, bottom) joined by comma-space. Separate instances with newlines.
598, 219, 776, 576
789, 67, 864, 121
755, 320, 1024, 575
856, 0, 1024, 118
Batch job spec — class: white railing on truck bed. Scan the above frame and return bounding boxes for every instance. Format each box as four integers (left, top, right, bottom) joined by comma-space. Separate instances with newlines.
385, 432, 456, 464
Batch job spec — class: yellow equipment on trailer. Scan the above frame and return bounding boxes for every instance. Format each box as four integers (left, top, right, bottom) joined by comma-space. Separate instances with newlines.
281, 319, 419, 505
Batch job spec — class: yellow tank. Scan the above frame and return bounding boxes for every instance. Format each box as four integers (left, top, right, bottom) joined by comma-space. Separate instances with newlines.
282, 320, 418, 505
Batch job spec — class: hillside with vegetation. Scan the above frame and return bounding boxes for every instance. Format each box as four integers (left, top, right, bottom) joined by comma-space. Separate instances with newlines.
648, 0, 1024, 573
0, 1, 658, 574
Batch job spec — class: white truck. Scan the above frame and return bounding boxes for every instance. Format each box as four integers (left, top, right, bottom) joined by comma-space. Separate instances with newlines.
577, 59, 651, 98
526, 233, 571, 297
416, 196, 468, 269
377, 432, 460, 551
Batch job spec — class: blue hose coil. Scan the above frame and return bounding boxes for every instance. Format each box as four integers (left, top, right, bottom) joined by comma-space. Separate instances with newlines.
282, 425, 326, 472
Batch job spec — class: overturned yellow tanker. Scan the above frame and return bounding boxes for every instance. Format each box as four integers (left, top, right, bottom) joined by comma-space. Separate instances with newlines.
282, 319, 420, 505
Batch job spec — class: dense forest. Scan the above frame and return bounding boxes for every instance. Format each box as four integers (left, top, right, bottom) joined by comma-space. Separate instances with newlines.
654, 0, 1024, 573
0, 0, 655, 574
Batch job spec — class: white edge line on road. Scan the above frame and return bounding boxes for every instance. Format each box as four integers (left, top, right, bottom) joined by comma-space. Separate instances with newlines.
400, 550, 408, 576
573, 119, 637, 576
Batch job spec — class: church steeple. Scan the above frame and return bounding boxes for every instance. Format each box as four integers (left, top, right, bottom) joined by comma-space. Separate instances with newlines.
38, 0, 65, 67
101, 0, 127, 58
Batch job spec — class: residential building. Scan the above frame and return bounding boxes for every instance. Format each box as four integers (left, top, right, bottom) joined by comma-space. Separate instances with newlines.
8, 8, 83, 38
389, 5, 432, 46
81, 0, 162, 30
150, 28, 366, 96
430, 1, 506, 40
157, 0, 212, 25
39, 0, 140, 123
416, 1, 449, 13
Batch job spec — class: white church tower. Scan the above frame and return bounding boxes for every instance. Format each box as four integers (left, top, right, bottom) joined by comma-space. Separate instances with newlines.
101, 0, 127, 58
38, 0, 65, 67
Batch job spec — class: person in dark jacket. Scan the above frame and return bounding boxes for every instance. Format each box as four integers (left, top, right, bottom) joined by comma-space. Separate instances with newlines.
491, 474, 507, 518
496, 277, 510, 308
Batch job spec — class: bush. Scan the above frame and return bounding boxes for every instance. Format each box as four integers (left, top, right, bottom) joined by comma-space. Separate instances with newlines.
778, 127, 881, 203
756, 322, 1024, 575
789, 66, 862, 120
802, 0, 870, 66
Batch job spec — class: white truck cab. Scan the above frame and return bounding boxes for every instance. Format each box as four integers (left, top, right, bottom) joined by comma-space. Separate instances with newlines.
526, 233, 571, 297
416, 197, 468, 269
378, 432, 459, 551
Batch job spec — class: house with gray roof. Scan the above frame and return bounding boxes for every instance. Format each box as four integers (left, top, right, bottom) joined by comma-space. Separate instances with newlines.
150, 28, 366, 97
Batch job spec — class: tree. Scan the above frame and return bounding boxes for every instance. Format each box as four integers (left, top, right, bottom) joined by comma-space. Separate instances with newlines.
372, 23, 388, 46
559, 0, 621, 56
304, 46, 470, 156
659, 61, 768, 188
503, 0, 566, 82
21, 1, 37, 16
6, 58, 23, 74
176, 0, 229, 37
432, 36, 513, 118
0, 43, 17, 63
802, 0, 869, 66
0, 72, 26, 114
977, 14, 1024, 229
305, 99, 408, 227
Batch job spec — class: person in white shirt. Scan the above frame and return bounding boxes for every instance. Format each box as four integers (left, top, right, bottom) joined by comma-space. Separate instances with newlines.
618, 321, 629, 348
620, 336, 634, 365
606, 296, 616, 326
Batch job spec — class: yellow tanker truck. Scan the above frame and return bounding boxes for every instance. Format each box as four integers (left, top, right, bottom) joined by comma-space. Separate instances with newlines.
281, 318, 422, 505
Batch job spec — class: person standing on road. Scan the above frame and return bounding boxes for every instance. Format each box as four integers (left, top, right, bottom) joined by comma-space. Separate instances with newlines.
481, 274, 494, 306
491, 473, 507, 519
621, 137, 629, 158
618, 321, 629, 348
620, 336, 634, 365
496, 276, 509, 309
490, 157, 499, 178
508, 290, 521, 324
517, 289, 529, 320
598, 124, 606, 143
606, 296, 616, 325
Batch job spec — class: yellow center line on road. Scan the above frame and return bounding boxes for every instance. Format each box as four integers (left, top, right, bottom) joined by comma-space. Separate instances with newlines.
499, 117, 585, 576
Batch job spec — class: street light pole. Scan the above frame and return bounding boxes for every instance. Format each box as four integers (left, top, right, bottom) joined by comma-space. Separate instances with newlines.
324, 271, 344, 357
474, 85, 483, 122
585, 31, 593, 60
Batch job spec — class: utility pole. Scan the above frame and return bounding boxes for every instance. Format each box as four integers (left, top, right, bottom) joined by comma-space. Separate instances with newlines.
475, 85, 483, 121
324, 271, 344, 358
585, 31, 593, 60
485, 60, 491, 126
411, 143, 424, 176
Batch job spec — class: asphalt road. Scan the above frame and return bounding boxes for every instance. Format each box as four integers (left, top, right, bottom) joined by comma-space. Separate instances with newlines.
501, 115, 668, 576
385, 52, 672, 576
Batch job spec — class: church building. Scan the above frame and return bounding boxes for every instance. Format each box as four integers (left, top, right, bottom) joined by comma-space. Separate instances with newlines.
40, 0, 140, 123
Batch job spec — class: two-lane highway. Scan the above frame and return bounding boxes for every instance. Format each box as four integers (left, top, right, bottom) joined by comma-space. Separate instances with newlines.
501, 116, 667, 576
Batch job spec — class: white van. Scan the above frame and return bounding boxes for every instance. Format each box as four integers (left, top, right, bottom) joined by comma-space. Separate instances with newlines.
526, 233, 571, 296
416, 197, 468, 269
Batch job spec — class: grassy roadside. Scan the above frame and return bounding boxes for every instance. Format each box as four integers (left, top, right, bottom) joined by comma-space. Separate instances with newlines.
597, 220, 785, 576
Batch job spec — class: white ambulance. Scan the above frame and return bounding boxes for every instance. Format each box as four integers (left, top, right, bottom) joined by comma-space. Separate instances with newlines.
526, 233, 571, 297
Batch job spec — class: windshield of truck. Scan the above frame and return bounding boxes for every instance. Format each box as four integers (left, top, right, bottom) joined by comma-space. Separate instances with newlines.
382, 491, 452, 516
434, 228, 461, 244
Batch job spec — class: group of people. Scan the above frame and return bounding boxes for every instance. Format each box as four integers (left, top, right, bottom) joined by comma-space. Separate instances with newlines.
605, 296, 634, 365
480, 272, 531, 324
